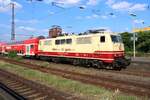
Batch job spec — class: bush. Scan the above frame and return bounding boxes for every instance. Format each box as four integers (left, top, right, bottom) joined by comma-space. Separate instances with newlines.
8, 51, 17, 58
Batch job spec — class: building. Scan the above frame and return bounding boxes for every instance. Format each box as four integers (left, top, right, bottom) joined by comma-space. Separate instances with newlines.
133, 26, 150, 32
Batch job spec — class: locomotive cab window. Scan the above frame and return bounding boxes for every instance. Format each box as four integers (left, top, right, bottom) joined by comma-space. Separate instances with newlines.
100, 36, 105, 42
111, 35, 122, 43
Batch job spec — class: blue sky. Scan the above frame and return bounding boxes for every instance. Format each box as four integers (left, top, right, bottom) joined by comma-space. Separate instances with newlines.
0, 0, 150, 42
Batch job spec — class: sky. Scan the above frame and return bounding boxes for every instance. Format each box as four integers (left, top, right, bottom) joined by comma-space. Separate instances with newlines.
0, 0, 150, 42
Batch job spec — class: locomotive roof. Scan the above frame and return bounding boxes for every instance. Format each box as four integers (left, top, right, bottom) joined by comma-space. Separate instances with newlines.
40, 31, 117, 41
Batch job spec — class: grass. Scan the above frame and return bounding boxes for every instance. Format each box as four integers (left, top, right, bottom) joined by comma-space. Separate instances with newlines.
0, 61, 148, 100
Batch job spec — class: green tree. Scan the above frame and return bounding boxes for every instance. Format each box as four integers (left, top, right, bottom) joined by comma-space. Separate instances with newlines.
120, 32, 133, 52
136, 31, 150, 53
120, 31, 150, 53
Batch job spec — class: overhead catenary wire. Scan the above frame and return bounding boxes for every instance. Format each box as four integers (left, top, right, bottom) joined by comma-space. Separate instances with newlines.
24, 1, 88, 26
147, 0, 150, 9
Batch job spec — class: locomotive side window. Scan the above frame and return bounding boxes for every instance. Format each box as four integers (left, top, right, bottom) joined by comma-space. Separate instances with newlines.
61, 39, 65, 44
55, 40, 61, 45
100, 36, 105, 42
76, 37, 91, 44
66, 39, 72, 44
44, 40, 51, 45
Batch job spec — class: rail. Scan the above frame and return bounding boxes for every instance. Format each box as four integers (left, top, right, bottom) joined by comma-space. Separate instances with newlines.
0, 57, 150, 97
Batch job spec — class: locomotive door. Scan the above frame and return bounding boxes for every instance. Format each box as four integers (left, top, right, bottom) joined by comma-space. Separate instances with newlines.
99, 36, 106, 51
26, 45, 30, 55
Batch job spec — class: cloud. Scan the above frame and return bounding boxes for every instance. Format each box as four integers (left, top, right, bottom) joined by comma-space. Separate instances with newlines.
106, 0, 115, 6
86, 14, 109, 19
76, 14, 111, 20
49, 11, 55, 15
134, 19, 144, 24
17, 26, 48, 34
101, 15, 108, 19
45, 0, 81, 6
0, 24, 10, 28
18, 26, 36, 32
0, 0, 22, 13
92, 14, 99, 18
85, 15, 92, 19
15, 19, 39, 25
129, 4, 147, 11
85, 14, 99, 19
111, 1, 131, 10
76, 16, 83, 19
106, 0, 147, 12
91, 26, 111, 32
86, 0, 100, 5
125, 27, 129, 31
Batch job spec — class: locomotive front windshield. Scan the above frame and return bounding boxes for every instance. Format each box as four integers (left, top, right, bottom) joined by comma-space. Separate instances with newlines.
111, 35, 122, 43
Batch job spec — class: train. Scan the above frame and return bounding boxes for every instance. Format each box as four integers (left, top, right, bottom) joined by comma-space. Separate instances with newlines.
0, 29, 131, 70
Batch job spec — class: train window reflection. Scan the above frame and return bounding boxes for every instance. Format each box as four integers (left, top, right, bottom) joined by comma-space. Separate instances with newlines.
111, 35, 122, 43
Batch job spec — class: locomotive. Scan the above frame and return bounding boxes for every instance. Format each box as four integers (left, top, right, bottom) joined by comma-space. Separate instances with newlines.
0, 29, 130, 70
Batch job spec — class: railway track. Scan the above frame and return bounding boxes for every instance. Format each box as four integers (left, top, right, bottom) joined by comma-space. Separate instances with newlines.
0, 69, 80, 100
24, 58, 150, 78
20, 58, 150, 78
108, 70, 150, 77
0, 82, 26, 100
0, 57, 150, 98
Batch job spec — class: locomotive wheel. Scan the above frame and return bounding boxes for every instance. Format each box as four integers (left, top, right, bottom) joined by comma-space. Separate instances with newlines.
97, 61, 103, 69
73, 59, 80, 66
92, 60, 103, 69
35, 55, 40, 60
112, 61, 121, 71
52, 58, 60, 63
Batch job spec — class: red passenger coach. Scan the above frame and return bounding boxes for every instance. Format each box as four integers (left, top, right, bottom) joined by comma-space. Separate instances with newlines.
4, 41, 24, 55
23, 38, 40, 56
0, 42, 6, 54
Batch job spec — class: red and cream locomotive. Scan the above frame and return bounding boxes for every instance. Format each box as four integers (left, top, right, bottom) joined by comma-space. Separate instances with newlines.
0, 29, 130, 70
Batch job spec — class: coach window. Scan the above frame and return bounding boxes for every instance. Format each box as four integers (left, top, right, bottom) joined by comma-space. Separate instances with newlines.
66, 39, 72, 44
100, 36, 105, 42
61, 39, 65, 44
55, 40, 60, 45
39, 41, 42, 45
30, 45, 34, 49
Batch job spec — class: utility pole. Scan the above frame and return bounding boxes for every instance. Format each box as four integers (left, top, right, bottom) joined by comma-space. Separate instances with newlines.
130, 13, 137, 58
133, 31, 136, 58
10, 3, 15, 41
132, 19, 136, 58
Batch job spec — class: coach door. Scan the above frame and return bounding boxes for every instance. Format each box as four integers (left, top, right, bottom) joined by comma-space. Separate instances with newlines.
26, 45, 30, 55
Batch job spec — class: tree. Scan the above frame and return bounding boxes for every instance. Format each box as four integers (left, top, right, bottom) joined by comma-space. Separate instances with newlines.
120, 32, 133, 52
120, 31, 150, 53
136, 31, 150, 53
